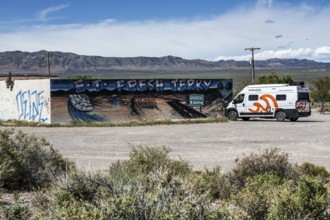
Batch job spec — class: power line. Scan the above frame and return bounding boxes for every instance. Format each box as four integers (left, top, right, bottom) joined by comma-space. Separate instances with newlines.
245, 47, 260, 84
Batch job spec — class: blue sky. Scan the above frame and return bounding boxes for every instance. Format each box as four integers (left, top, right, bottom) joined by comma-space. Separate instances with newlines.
1, 0, 330, 62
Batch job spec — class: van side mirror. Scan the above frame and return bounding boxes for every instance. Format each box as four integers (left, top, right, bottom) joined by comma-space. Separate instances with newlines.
232, 100, 236, 104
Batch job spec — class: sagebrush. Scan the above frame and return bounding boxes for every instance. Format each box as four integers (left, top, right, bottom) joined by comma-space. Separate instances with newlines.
0, 129, 75, 191
0, 131, 329, 219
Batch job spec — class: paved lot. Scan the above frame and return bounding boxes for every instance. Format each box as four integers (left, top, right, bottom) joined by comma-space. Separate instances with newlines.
4, 113, 330, 172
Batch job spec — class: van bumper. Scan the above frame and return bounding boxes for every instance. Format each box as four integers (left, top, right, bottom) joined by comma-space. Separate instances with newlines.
284, 109, 311, 118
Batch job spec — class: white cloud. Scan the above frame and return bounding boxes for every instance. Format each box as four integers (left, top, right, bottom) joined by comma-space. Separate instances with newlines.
0, 2, 330, 62
257, 0, 273, 8
256, 48, 314, 59
314, 46, 330, 59
37, 4, 70, 22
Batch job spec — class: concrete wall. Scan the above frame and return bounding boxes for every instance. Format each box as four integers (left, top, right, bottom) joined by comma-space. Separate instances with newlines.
0, 78, 233, 124
0, 79, 51, 123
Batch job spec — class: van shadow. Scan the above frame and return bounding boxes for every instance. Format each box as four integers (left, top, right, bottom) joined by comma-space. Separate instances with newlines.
239, 119, 325, 123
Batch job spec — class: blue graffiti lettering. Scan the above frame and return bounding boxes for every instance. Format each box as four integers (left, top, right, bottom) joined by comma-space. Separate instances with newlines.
66, 79, 226, 93
138, 80, 147, 91
16, 90, 48, 123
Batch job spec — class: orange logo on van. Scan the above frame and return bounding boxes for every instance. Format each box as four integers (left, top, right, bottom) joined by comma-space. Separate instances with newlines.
248, 94, 278, 113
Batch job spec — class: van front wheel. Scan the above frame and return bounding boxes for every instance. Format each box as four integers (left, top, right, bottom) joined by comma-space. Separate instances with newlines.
228, 111, 238, 121
276, 111, 286, 122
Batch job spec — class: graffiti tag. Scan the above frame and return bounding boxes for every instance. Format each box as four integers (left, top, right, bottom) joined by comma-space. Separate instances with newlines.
73, 79, 219, 93
16, 90, 48, 122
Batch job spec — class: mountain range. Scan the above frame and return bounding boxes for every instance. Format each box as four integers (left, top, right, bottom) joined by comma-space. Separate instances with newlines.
0, 50, 330, 76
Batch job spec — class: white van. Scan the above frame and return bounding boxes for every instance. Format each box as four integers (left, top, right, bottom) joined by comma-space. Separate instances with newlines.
225, 83, 311, 121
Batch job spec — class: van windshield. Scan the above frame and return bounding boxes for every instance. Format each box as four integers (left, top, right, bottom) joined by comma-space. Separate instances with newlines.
298, 92, 310, 101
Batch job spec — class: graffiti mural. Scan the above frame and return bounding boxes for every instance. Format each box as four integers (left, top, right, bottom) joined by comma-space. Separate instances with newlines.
51, 79, 233, 123
16, 90, 49, 123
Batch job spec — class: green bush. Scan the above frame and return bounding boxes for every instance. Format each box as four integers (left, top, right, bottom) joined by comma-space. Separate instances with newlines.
234, 173, 329, 220
37, 167, 213, 219
34, 146, 235, 219
122, 145, 191, 175
235, 174, 285, 219
0, 203, 30, 220
268, 175, 329, 219
0, 129, 75, 191
5, 145, 328, 219
191, 166, 232, 201
230, 148, 296, 188
296, 162, 330, 182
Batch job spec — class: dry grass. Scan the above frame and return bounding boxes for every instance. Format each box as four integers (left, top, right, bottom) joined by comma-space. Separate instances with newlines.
0, 116, 228, 128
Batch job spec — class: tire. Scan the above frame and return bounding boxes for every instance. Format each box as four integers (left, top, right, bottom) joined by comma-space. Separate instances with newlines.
242, 117, 250, 121
290, 117, 298, 122
227, 111, 238, 121
276, 111, 286, 122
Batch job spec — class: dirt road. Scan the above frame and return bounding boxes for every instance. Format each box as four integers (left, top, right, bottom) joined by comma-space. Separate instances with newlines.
4, 113, 330, 171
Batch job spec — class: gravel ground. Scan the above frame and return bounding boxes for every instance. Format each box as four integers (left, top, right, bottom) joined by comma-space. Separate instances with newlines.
2, 112, 330, 172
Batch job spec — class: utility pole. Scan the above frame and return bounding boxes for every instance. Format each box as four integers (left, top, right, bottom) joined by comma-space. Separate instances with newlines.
245, 47, 260, 84
46, 51, 51, 76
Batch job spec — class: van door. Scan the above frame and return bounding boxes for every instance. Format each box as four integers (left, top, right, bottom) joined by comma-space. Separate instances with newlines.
244, 94, 259, 116
233, 93, 245, 116
244, 94, 277, 117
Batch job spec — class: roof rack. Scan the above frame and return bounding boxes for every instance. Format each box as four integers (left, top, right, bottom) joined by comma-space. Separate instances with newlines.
290, 81, 305, 86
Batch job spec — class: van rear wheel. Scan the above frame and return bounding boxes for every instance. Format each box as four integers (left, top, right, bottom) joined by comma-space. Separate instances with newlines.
227, 111, 238, 121
276, 111, 286, 122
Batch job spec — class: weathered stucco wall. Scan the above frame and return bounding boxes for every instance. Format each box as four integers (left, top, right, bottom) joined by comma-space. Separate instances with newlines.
0, 79, 51, 123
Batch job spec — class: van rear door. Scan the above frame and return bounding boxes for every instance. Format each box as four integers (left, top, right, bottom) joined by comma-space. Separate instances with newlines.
297, 92, 311, 114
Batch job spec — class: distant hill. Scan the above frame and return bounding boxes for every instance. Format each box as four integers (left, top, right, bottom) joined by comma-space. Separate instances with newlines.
0, 50, 330, 76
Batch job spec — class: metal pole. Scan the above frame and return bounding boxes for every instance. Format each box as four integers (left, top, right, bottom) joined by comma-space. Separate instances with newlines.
46, 51, 51, 76
245, 47, 260, 84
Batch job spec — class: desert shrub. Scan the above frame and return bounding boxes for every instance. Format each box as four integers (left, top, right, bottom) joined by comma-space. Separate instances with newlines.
0, 129, 75, 191
230, 148, 296, 188
191, 166, 232, 201
234, 173, 329, 220
296, 162, 330, 182
0, 203, 30, 220
34, 147, 236, 219
36, 167, 223, 219
235, 174, 286, 219
293, 175, 329, 218
123, 145, 191, 175
9, 145, 329, 219
268, 175, 329, 219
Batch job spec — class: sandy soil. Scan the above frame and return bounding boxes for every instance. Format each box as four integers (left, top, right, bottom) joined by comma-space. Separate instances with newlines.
2, 112, 330, 172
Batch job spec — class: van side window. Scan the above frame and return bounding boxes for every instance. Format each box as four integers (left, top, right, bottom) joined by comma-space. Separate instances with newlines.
248, 95, 258, 101
234, 94, 245, 104
276, 94, 286, 101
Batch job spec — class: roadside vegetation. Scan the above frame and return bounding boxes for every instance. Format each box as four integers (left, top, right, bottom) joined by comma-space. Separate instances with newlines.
310, 76, 330, 112
0, 129, 329, 219
0, 117, 228, 127
257, 72, 294, 84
